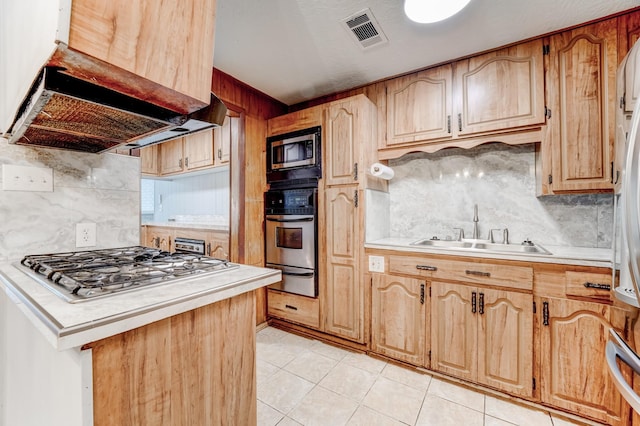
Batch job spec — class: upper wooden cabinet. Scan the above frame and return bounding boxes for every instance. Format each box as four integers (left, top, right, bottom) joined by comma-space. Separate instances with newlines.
68, 0, 216, 103
385, 64, 453, 146
142, 126, 229, 177
213, 115, 232, 165
544, 18, 618, 193
267, 106, 323, 137
324, 95, 379, 188
140, 145, 158, 175
455, 39, 546, 136
382, 39, 545, 153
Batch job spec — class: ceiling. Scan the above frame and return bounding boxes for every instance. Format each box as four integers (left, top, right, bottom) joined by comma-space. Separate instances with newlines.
213, 0, 640, 106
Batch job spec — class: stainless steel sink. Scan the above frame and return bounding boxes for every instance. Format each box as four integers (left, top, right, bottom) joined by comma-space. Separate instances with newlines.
410, 238, 551, 255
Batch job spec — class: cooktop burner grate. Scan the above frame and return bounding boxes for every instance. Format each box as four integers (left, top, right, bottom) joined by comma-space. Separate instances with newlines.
18, 246, 238, 302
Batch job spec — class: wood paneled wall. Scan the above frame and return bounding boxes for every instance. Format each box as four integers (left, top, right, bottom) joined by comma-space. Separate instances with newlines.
211, 69, 287, 324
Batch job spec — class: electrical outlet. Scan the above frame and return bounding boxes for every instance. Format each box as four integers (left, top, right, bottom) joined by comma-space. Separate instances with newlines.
368, 255, 385, 273
2, 164, 53, 192
76, 223, 97, 248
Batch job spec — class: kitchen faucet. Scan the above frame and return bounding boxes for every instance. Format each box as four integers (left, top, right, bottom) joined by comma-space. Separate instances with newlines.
472, 204, 479, 239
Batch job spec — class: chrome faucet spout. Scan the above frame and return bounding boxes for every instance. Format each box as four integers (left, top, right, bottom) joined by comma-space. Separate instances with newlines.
472, 204, 479, 239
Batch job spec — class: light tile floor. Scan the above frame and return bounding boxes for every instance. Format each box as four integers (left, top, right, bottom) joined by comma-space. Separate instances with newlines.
256, 326, 594, 426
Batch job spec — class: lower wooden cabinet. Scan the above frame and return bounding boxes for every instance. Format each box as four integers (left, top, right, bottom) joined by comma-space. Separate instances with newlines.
539, 297, 631, 425
371, 274, 427, 366
323, 186, 364, 342
267, 289, 320, 329
431, 281, 534, 398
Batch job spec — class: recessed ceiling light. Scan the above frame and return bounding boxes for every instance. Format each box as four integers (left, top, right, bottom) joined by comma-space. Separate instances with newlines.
404, 0, 472, 24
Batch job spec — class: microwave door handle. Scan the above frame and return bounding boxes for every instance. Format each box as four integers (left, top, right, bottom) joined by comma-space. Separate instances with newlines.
266, 217, 314, 223
606, 329, 640, 412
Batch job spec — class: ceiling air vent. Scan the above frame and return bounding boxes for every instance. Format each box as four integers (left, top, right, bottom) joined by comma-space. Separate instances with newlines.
341, 8, 388, 50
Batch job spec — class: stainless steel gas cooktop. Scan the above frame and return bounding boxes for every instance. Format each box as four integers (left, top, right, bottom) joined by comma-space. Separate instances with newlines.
17, 246, 238, 303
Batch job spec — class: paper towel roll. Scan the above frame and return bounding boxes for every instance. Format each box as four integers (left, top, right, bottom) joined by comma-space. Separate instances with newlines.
370, 163, 394, 180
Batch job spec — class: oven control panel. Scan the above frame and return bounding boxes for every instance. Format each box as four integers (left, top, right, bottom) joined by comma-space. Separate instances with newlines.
265, 188, 316, 215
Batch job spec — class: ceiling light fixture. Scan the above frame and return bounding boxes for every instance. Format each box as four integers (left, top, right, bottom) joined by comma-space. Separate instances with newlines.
404, 0, 472, 24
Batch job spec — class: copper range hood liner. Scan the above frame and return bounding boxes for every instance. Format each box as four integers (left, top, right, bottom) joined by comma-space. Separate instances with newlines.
4, 43, 226, 154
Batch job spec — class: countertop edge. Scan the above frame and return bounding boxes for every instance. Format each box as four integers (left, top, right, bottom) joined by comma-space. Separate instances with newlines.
364, 240, 613, 269
1, 268, 280, 351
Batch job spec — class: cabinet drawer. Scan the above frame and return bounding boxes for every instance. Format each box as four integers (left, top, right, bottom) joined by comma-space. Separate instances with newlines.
565, 271, 612, 302
267, 289, 320, 328
389, 256, 533, 291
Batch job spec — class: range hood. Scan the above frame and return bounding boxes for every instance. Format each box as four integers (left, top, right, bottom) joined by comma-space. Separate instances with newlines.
3, 43, 227, 154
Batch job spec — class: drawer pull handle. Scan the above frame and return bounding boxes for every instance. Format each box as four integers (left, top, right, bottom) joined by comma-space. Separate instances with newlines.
466, 270, 490, 277
583, 282, 611, 290
285, 304, 298, 311
416, 265, 437, 271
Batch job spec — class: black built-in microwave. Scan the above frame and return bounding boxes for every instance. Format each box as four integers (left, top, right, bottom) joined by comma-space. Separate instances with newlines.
266, 126, 321, 184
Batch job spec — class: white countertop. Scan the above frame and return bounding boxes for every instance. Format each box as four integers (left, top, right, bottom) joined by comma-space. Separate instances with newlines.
0, 261, 280, 351
365, 238, 613, 268
141, 221, 229, 232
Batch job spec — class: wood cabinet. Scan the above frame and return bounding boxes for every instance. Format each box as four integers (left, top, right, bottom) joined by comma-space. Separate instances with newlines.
267, 289, 320, 329
371, 274, 427, 366
143, 127, 227, 177
323, 186, 362, 341
214, 115, 233, 165
431, 282, 533, 398
539, 297, 630, 425
385, 64, 453, 146
68, 0, 216, 104
91, 291, 256, 426
141, 226, 229, 259
543, 18, 618, 193
140, 144, 158, 175
320, 94, 380, 344
382, 39, 544, 153
455, 39, 546, 136
159, 138, 185, 175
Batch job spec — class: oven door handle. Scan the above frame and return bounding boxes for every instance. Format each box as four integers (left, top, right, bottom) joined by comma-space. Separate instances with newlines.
281, 270, 315, 278
266, 217, 314, 223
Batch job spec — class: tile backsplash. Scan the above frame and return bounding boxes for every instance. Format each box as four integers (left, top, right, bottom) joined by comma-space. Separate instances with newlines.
384, 143, 613, 248
0, 139, 140, 261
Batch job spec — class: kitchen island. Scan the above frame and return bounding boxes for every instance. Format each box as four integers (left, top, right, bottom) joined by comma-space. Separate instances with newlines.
0, 260, 280, 426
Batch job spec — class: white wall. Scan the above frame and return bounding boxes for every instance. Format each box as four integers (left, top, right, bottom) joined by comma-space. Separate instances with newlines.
143, 167, 230, 222
385, 143, 613, 248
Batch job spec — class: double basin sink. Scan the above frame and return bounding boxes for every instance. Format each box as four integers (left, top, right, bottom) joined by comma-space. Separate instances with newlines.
410, 238, 551, 255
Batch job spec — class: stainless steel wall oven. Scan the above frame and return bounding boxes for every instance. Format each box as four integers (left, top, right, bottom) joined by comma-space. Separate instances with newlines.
265, 187, 318, 297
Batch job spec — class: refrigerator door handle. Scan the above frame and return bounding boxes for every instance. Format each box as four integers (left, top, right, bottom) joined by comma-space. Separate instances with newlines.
623, 98, 640, 307
606, 329, 640, 413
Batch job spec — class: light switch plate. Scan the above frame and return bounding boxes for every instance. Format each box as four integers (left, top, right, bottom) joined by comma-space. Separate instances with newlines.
368, 255, 385, 273
2, 164, 53, 192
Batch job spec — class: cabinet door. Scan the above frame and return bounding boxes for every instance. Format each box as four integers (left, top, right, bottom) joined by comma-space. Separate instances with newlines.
140, 145, 158, 175
371, 274, 426, 365
455, 39, 545, 136
546, 19, 617, 192
214, 115, 232, 166
431, 281, 477, 382
385, 64, 453, 146
477, 289, 533, 398
159, 139, 185, 175
184, 130, 214, 171
540, 297, 629, 425
208, 239, 229, 260
324, 186, 362, 342
325, 101, 359, 186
